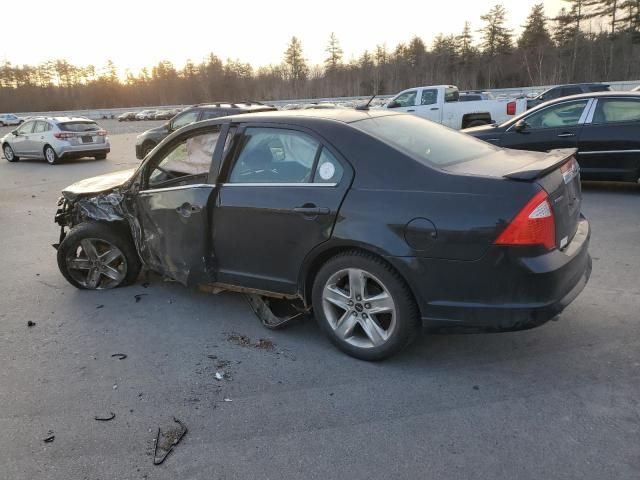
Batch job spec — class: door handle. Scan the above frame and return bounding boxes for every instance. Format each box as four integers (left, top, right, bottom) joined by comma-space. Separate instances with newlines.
407, 109, 415, 112
430, 107, 439, 111
557, 133, 576, 137
293, 205, 330, 216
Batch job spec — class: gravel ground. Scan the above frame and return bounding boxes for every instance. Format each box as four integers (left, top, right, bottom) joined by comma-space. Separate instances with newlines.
0, 133, 639, 480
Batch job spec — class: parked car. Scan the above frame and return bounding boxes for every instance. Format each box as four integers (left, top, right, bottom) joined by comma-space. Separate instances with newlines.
2, 117, 109, 165
135, 102, 277, 159
135, 110, 158, 120
118, 112, 138, 122
154, 110, 174, 120
0, 113, 24, 126
526, 83, 610, 109
53, 109, 591, 360
463, 91, 640, 183
384, 85, 527, 128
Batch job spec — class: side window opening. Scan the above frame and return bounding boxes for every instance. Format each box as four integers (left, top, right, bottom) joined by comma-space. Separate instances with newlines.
592, 99, 640, 124
421, 89, 438, 106
228, 128, 319, 184
524, 100, 589, 129
148, 130, 220, 188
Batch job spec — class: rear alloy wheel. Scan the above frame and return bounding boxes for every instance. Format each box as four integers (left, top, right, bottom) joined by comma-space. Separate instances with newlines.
4, 144, 19, 162
313, 251, 419, 360
44, 145, 58, 165
57, 222, 141, 290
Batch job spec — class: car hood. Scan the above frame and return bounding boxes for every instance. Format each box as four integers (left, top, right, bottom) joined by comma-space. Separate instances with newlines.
62, 168, 136, 201
462, 123, 502, 134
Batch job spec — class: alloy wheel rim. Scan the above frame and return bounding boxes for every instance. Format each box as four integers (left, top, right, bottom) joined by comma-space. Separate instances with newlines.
4, 146, 13, 160
45, 148, 55, 163
65, 238, 127, 289
322, 268, 396, 349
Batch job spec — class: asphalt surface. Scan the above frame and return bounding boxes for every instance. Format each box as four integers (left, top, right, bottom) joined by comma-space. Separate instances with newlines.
1, 121, 639, 479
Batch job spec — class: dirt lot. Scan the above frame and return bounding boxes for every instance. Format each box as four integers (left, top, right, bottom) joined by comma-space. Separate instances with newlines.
1, 124, 639, 479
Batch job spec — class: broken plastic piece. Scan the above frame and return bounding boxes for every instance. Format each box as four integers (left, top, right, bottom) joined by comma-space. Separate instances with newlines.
27, 321, 36, 327
244, 294, 307, 330
94, 412, 116, 421
153, 417, 188, 465
111, 353, 127, 360
43, 434, 55, 443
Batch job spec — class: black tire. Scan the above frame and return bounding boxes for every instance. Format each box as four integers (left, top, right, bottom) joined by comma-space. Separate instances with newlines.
141, 142, 156, 157
0, 122, 5, 127
466, 119, 490, 128
44, 145, 59, 165
94, 153, 107, 160
57, 222, 141, 290
3, 143, 19, 162
312, 250, 420, 361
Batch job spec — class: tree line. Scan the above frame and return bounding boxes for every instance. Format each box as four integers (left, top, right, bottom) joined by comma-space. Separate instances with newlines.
1, 0, 639, 112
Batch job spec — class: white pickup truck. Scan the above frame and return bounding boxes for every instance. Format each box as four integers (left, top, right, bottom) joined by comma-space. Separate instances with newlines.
384, 85, 527, 129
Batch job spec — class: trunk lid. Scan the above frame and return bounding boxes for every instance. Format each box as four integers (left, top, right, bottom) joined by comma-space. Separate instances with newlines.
444, 148, 582, 249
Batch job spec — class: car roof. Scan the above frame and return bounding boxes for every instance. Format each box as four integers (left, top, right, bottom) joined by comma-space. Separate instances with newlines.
188, 102, 276, 111
221, 108, 401, 124
542, 91, 640, 102
24, 116, 95, 123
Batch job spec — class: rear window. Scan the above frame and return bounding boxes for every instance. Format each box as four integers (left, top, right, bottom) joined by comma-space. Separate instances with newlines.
58, 121, 100, 132
352, 114, 499, 167
459, 95, 482, 102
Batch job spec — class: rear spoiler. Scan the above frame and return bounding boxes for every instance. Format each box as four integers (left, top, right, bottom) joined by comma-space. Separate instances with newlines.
504, 148, 577, 181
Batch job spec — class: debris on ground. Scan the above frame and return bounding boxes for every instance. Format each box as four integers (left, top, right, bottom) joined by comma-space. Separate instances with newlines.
134, 294, 148, 303
96, 304, 104, 309
153, 418, 187, 466
226, 333, 276, 352
43, 431, 55, 443
27, 321, 36, 327
223, 398, 232, 402
473, 385, 480, 391
111, 353, 127, 360
142, 282, 150, 288
94, 412, 116, 421
113, 384, 118, 390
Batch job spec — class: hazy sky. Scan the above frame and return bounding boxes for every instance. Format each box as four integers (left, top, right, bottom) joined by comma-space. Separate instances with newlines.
3, 0, 566, 75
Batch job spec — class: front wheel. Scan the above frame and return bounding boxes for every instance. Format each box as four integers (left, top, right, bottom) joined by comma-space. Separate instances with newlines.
141, 142, 156, 158
57, 222, 141, 290
3, 144, 19, 162
312, 251, 419, 360
44, 145, 58, 165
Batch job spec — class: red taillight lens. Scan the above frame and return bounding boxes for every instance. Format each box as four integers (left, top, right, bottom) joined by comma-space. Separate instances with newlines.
507, 101, 516, 115
495, 190, 556, 250
97, 129, 107, 136
54, 132, 74, 139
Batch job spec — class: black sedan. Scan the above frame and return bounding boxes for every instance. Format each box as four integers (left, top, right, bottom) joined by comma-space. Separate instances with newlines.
464, 92, 640, 183
53, 110, 591, 360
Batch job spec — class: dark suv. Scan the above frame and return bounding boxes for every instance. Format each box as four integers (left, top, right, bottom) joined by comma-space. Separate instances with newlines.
135, 102, 277, 159
527, 83, 610, 109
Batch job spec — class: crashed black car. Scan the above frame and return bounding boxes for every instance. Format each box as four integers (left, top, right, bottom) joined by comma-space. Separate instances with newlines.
54, 110, 592, 360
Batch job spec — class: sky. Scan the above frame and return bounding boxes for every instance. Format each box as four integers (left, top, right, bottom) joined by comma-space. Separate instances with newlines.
2, 0, 567, 75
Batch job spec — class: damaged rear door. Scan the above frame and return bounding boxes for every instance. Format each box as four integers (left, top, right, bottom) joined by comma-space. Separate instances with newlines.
134, 125, 227, 285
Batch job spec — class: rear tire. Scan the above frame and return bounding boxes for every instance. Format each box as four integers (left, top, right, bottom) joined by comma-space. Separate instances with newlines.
3, 143, 19, 162
57, 222, 141, 290
312, 250, 420, 361
44, 145, 58, 165
141, 142, 156, 158
94, 153, 107, 160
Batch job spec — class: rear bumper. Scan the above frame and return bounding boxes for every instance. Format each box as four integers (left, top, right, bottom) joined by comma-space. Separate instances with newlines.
58, 143, 110, 159
389, 217, 592, 330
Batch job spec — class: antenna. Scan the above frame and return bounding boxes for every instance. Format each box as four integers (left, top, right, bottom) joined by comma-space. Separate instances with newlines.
355, 95, 377, 111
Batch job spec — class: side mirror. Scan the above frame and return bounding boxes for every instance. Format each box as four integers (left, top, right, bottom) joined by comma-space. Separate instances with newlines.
11, 130, 18, 136
387, 100, 400, 109
514, 120, 528, 132
165, 122, 172, 131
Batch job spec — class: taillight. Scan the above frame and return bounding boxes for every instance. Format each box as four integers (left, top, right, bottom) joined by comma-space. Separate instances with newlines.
507, 101, 516, 115
54, 132, 74, 139
97, 129, 107, 136
495, 190, 555, 250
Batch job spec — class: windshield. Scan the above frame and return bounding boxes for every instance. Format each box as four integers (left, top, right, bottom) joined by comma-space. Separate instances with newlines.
58, 121, 100, 132
352, 114, 499, 167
